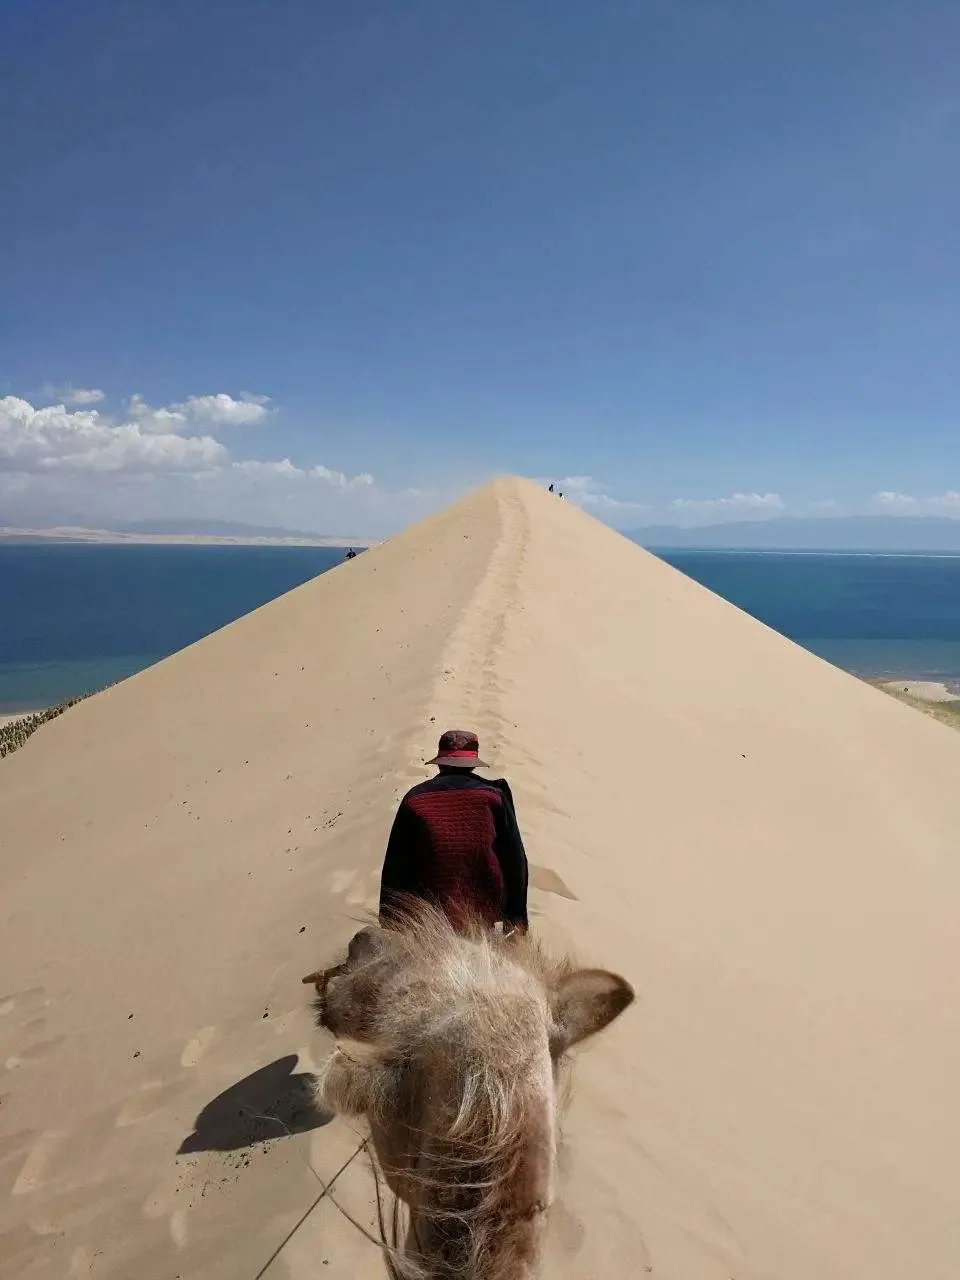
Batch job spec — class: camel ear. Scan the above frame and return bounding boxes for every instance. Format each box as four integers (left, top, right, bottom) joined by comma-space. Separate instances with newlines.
549, 968, 635, 1056
347, 926, 384, 963
303, 927, 384, 985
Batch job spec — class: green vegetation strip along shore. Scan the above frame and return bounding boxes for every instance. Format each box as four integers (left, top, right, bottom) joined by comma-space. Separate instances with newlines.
0, 695, 92, 759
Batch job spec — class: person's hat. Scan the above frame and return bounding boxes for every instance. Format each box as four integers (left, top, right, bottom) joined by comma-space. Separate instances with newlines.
426, 729, 489, 769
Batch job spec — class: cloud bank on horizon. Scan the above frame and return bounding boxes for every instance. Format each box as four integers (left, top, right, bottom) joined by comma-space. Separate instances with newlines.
2, 392, 959, 537
0, 389, 397, 534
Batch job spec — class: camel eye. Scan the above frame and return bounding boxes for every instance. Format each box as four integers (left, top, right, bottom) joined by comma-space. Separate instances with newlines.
548, 1024, 565, 1060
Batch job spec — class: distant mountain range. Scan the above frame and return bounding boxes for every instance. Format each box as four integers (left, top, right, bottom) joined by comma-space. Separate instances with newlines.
112, 518, 329, 539
626, 516, 960, 553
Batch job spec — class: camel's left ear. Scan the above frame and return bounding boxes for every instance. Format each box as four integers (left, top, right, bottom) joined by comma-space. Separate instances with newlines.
549, 969, 635, 1056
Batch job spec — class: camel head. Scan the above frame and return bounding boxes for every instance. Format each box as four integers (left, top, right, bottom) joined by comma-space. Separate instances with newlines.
303, 905, 634, 1278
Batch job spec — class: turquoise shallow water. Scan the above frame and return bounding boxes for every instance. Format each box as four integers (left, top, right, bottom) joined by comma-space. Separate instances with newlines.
3, 543, 960, 711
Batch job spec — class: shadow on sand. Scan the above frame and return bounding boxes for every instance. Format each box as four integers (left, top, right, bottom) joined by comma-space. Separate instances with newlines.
178, 1054, 333, 1154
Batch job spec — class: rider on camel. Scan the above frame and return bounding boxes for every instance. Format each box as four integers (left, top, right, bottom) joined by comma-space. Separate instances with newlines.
378, 729, 529, 935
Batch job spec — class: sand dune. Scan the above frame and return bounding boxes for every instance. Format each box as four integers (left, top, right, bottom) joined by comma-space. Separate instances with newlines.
2, 476, 959, 1278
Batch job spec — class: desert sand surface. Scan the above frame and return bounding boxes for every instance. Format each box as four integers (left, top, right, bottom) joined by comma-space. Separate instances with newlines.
2, 476, 960, 1279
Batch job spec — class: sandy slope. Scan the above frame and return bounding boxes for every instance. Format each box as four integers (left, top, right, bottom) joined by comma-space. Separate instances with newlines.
2, 477, 959, 1278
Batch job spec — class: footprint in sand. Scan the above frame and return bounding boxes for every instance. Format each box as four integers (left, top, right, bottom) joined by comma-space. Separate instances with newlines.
5, 1034, 66, 1070
529, 865, 579, 900
180, 1025, 218, 1068
0, 986, 47, 1013
142, 1162, 196, 1221
0, 1130, 39, 1198
12, 1107, 119, 1196
0, 1128, 36, 1163
329, 868, 358, 895
116, 1077, 193, 1127
18, 1172, 129, 1237
169, 1205, 189, 1247
0, 987, 50, 1044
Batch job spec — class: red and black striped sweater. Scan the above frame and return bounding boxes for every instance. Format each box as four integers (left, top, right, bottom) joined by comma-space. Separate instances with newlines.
378, 770, 529, 931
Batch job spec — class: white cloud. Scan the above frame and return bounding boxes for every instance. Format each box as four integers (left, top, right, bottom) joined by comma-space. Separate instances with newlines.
873, 490, 916, 508
310, 464, 374, 488
0, 396, 225, 474
0, 385, 399, 535
177, 393, 271, 427
0, 394, 373, 510
232, 458, 374, 488
232, 458, 304, 480
128, 391, 270, 433
538, 474, 646, 513
671, 492, 785, 512
873, 490, 960, 511
41, 385, 106, 405
580, 491, 645, 510
128, 394, 189, 434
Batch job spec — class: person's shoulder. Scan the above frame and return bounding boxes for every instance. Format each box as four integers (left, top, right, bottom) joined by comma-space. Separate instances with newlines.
401, 778, 434, 801
401, 775, 465, 802
401, 773, 507, 802
483, 775, 513, 798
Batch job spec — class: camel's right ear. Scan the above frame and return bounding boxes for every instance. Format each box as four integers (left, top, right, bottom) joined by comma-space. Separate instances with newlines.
346, 926, 384, 963
549, 968, 635, 1056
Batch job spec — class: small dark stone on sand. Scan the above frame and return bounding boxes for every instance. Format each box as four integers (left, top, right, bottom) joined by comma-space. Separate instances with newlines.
298, 925, 306, 934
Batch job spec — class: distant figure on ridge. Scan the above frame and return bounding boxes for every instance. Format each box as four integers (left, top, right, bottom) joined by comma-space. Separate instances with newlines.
548, 483, 555, 493
378, 729, 529, 935
344, 547, 357, 560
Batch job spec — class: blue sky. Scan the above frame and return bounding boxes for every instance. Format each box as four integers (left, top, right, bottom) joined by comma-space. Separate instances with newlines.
2, 0, 958, 535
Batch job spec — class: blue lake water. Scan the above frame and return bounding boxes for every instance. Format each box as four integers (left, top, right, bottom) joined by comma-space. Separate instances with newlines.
0, 544, 344, 711
654, 548, 960, 686
2, 542, 960, 711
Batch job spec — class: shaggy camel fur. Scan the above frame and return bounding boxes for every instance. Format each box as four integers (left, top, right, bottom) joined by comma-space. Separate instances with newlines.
302, 903, 634, 1279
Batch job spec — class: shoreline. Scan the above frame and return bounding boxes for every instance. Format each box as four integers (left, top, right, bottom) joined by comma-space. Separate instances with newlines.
874, 679, 960, 703
0, 695, 93, 758
0, 709, 47, 728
